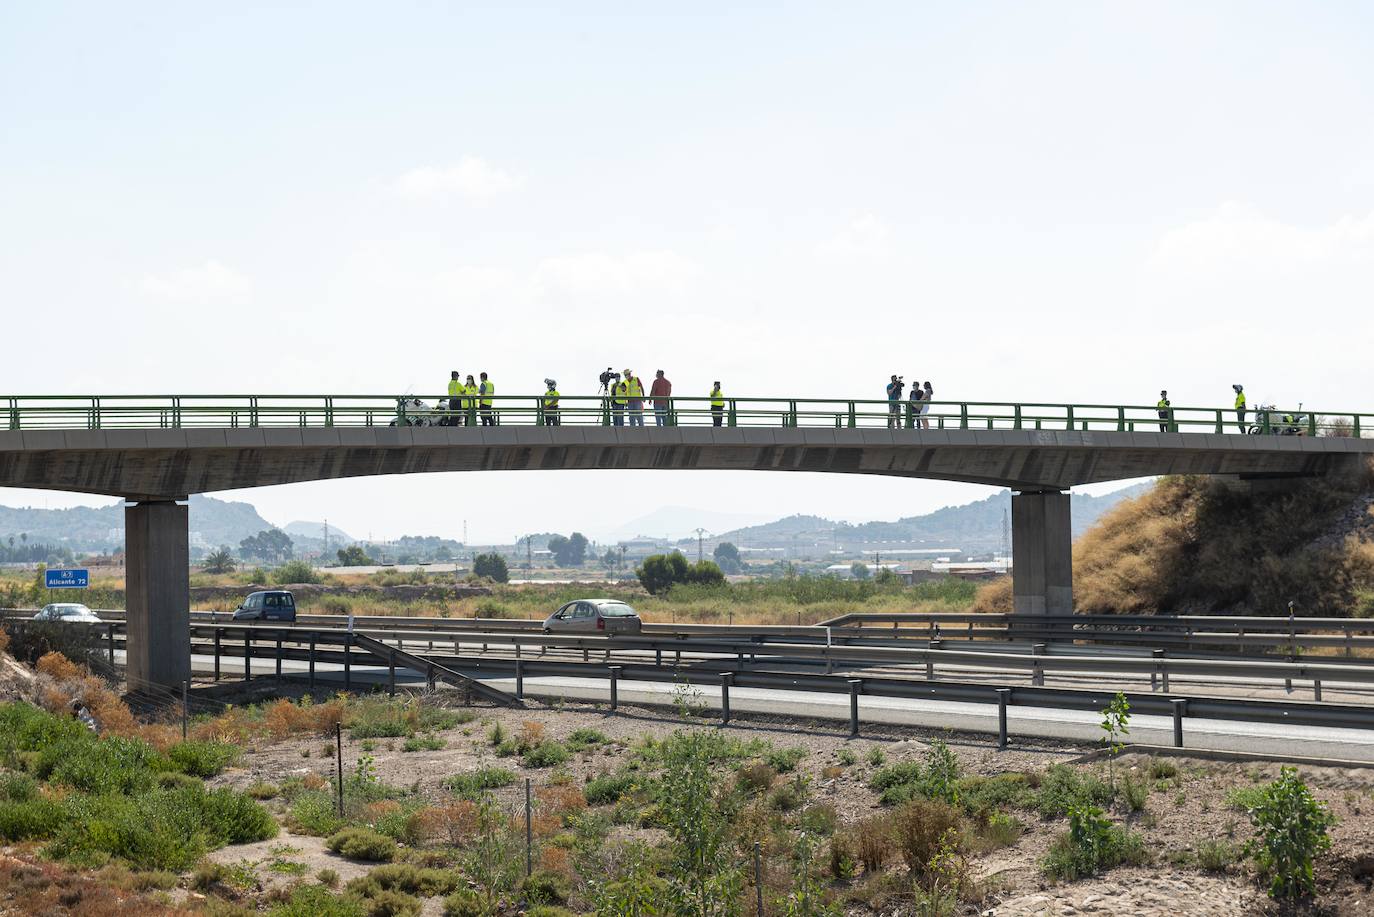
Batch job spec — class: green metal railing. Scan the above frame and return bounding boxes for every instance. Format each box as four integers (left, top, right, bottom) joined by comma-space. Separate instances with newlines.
1, 394, 1370, 438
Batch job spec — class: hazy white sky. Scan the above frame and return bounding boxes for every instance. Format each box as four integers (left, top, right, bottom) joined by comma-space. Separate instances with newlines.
3, 2, 1373, 542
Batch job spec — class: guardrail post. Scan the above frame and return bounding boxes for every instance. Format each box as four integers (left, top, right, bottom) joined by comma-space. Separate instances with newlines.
1151, 649, 1163, 691
729, 400, 738, 427
720, 672, 732, 725
1032, 643, 1045, 686
213, 629, 221, 681
848, 679, 862, 737
325, 397, 335, 427
959, 404, 968, 430
515, 658, 524, 699
387, 649, 396, 697
1116, 406, 1125, 432
996, 688, 1011, 749
7, 397, 17, 431
1065, 405, 1074, 431
1214, 409, 1223, 434
343, 634, 352, 690
926, 639, 940, 680
848, 401, 856, 429
655, 649, 662, 667
308, 636, 317, 689
1314, 679, 1322, 702
1171, 698, 1187, 748
275, 636, 283, 679
1354, 415, 1361, 437
108, 623, 116, 664
608, 665, 621, 711
244, 630, 252, 682
426, 663, 435, 691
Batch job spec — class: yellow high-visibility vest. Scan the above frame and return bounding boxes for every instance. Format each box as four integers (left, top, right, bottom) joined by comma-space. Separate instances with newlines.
1234, 391, 1246, 409
710, 387, 725, 408
544, 389, 560, 409
447, 379, 463, 397
1157, 398, 1170, 410
464, 383, 478, 408
627, 378, 644, 398
480, 380, 495, 407
613, 381, 629, 405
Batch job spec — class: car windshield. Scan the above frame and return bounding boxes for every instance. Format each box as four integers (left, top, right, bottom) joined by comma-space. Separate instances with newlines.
597, 603, 637, 617
58, 606, 88, 616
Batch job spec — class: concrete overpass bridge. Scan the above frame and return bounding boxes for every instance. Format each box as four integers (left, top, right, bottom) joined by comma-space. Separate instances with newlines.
3, 393, 1371, 688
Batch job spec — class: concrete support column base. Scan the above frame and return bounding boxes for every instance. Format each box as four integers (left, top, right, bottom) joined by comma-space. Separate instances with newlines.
125, 500, 191, 690
1012, 490, 1073, 615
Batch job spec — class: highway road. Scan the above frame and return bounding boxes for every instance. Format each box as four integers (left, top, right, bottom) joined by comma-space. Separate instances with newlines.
180, 652, 1374, 764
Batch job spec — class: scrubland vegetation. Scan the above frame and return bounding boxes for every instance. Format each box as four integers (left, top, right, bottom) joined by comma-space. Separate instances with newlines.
975, 468, 1374, 617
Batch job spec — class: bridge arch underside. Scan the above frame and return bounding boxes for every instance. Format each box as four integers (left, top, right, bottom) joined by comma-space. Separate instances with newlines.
4, 427, 1370, 689
0, 427, 1369, 500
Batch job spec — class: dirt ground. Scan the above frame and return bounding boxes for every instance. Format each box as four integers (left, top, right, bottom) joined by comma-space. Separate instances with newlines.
196, 690, 1374, 916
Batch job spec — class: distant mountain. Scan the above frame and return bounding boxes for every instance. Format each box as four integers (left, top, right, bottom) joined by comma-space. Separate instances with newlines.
712, 483, 1153, 554
598, 506, 774, 543
0, 495, 275, 553
284, 521, 356, 545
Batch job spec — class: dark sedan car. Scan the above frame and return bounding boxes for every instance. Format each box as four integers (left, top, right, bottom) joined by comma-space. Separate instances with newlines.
231, 590, 297, 622
542, 599, 642, 635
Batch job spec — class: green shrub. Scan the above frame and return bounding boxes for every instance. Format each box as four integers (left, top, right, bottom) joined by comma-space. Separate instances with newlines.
45, 735, 167, 795
1244, 767, 1336, 899
288, 791, 347, 836
268, 884, 366, 917
1225, 785, 1267, 811
318, 867, 341, 887
957, 773, 1037, 817
357, 889, 422, 917
155, 771, 203, 791
764, 746, 807, 773
1147, 757, 1179, 780
49, 791, 206, 871
522, 742, 570, 768
1034, 765, 1114, 818
1196, 838, 1242, 872
977, 812, 1023, 851
837, 749, 857, 767
0, 796, 63, 840
1120, 775, 1148, 813
443, 767, 516, 799
566, 728, 609, 750
736, 761, 777, 794
346, 864, 462, 898
798, 802, 838, 836
201, 787, 279, 844
167, 740, 240, 777
585, 773, 636, 806
442, 889, 483, 917
1042, 804, 1148, 881
247, 780, 280, 799
401, 736, 446, 752
0, 772, 37, 801
768, 776, 808, 812
273, 560, 321, 585
326, 826, 397, 862
526, 908, 577, 917
521, 868, 571, 905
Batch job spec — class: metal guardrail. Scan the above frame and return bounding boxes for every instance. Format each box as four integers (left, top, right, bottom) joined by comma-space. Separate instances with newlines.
2, 394, 1369, 437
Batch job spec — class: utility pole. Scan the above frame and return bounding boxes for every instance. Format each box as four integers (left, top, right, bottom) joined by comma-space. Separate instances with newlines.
693, 527, 709, 564
322, 518, 330, 557
1000, 507, 1010, 559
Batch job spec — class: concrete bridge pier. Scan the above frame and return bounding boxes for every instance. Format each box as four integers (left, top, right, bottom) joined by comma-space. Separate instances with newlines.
1011, 490, 1073, 615
124, 500, 191, 690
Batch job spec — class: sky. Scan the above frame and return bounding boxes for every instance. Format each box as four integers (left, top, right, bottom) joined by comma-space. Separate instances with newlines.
2, 2, 1373, 543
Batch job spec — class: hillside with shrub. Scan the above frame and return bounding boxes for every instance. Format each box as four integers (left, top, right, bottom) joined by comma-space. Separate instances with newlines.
975, 463, 1374, 616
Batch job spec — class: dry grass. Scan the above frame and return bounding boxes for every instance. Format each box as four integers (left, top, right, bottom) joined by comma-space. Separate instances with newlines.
975, 468, 1374, 616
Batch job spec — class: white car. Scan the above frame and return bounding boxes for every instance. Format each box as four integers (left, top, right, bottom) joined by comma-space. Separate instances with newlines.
34, 603, 102, 624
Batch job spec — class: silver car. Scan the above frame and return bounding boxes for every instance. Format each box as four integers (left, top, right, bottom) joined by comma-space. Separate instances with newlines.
542, 599, 642, 635
34, 603, 102, 624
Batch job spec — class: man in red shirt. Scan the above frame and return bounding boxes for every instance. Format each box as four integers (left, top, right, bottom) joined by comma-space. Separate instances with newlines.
650, 370, 672, 426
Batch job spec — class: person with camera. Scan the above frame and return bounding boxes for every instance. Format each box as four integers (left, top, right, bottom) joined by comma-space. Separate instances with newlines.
543, 379, 560, 426
625, 368, 646, 426
886, 375, 905, 429
650, 370, 672, 426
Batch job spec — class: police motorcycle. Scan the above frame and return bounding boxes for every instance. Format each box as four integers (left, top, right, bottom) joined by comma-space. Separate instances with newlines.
1247, 403, 1307, 436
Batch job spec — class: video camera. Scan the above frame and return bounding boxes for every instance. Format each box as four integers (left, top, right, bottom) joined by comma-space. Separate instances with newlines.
598, 367, 620, 394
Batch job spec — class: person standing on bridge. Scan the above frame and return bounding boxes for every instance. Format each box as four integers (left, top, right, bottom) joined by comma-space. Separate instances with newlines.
446, 371, 463, 427
710, 381, 725, 427
479, 372, 496, 426
1157, 390, 1171, 432
611, 374, 628, 426
920, 381, 934, 430
543, 379, 560, 426
463, 374, 478, 426
1233, 384, 1247, 433
625, 369, 646, 427
907, 381, 923, 429
886, 375, 905, 429
650, 370, 672, 426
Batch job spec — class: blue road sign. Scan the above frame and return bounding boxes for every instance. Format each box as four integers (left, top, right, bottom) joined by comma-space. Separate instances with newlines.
45, 568, 89, 589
